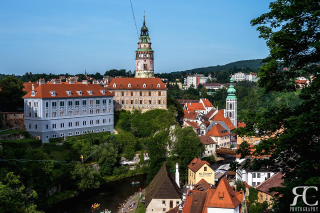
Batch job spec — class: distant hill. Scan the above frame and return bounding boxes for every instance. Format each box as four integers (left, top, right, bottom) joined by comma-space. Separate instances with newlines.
171, 59, 264, 75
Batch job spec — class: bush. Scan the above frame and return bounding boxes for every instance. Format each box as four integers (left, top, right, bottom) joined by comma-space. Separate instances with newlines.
202, 155, 216, 164
49, 138, 63, 143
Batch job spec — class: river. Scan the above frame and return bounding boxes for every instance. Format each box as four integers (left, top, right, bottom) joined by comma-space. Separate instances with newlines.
46, 156, 235, 213
46, 174, 149, 213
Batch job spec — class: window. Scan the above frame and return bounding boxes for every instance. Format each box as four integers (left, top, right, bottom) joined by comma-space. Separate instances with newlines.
96, 109, 100, 113
60, 133, 64, 137
76, 121, 79, 126
131, 92, 133, 96
162, 200, 165, 204
257, 173, 261, 178
103, 99, 106, 104
230, 103, 232, 109
163, 209, 166, 212
252, 173, 256, 178
252, 182, 256, 187
68, 132, 73, 136
35, 112, 38, 118
103, 119, 106, 123
140, 92, 142, 96
29, 102, 31, 107
90, 100, 93, 105
60, 101, 64, 106
109, 118, 111, 123
140, 100, 142, 104
204, 167, 207, 171
149, 92, 151, 96
45, 102, 49, 107
96, 100, 100, 104
52, 112, 57, 117
83, 121, 87, 126
68, 101, 72, 106
75, 101, 79, 106
34, 102, 38, 107
257, 182, 261, 185
68, 122, 72, 127
75, 131, 80, 135
52, 134, 57, 138
46, 124, 48, 129
46, 112, 48, 118
82, 110, 87, 115
109, 99, 111, 104
267, 173, 271, 178
131, 100, 134, 104
158, 92, 161, 96
176, 201, 179, 205
83, 100, 87, 105
52, 124, 56, 129
96, 120, 100, 124
90, 120, 93, 125
52, 102, 57, 107
61, 123, 64, 128
46, 135, 49, 139
158, 100, 161, 104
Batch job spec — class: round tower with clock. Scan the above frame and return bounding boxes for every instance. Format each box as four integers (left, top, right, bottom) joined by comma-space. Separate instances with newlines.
225, 76, 237, 128
135, 16, 154, 78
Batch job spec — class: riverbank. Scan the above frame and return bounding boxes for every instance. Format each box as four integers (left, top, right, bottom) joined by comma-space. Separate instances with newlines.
118, 189, 145, 213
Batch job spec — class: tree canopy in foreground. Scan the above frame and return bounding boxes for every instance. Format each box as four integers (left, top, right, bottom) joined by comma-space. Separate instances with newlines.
232, 0, 320, 211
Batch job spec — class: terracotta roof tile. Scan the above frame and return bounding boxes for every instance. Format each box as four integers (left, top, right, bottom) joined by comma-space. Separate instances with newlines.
204, 176, 241, 209
188, 157, 210, 173
184, 110, 198, 120
256, 173, 284, 196
182, 190, 207, 213
185, 121, 199, 129
199, 136, 217, 145
206, 123, 230, 137
107, 77, 167, 90
185, 103, 205, 111
23, 82, 39, 93
201, 98, 213, 107
203, 109, 216, 120
194, 179, 211, 191
23, 84, 113, 99
237, 121, 246, 128
224, 117, 236, 130
211, 110, 226, 121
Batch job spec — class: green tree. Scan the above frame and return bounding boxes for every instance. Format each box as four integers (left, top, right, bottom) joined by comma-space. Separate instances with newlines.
0, 76, 26, 112
93, 143, 118, 176
146, 131, 168, 181
0, 172, 41, 213
234, 0, 320, 211
173, 127, 205, 181
71, 163, 100, 191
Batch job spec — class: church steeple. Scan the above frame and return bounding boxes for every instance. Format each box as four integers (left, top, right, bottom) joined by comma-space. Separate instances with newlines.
135, 14, 154, 78
225, 75, 237, 128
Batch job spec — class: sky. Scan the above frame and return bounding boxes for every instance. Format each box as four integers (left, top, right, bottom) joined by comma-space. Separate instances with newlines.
0, 0, 272, 76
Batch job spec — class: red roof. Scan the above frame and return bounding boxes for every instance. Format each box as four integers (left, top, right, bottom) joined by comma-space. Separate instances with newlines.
184, 110, 198, 120
224, 117, 236, 130
185, 121, 199, 129
23, 82, 39, 94
194, 179, 211, 191
256, 173, 284, 196
201, 98, 213, 107
211, 110, 226, 121
204, 109, 216, 120
199, 136, 217, 145
203, 176, 242, 209
295, 80, 307, 84
186, 103, 205, 111
237, 121, 246, 128
182, 190, 207, 213
107, 77, 167, 90
206, 123, 230, 137
188, 157, 210, 173
23, 84, 113, 99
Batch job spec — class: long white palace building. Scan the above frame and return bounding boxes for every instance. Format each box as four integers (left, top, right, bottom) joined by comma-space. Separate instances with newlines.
23, 82, 114, 142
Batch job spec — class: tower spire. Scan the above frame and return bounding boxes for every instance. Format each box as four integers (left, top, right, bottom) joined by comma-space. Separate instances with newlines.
143, 11, 145, 26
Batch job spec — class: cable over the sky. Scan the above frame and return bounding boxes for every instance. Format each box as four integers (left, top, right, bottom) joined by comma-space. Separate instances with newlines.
130, 0, 139, 39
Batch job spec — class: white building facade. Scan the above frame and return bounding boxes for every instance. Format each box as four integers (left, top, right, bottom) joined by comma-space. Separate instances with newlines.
23, 83, 114, 142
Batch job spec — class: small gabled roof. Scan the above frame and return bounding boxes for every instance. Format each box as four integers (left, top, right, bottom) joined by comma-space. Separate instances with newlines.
204, 176, 241, 209
185, 121, 199, 129
199, 136, 217, 145
194, 179, 211, 191
256, 173, 284, 196
201, 98, 213, 107
184, 110, 198, 120
188, 157, 210, 173
206, 123, 230, 137
186, 103, 205, 111
145, 163, 182, 208
224, 117, 236, 130
211, 110, 226, 121
204, 109, 216, 120
237, 121, 246, 128
181, 190, 207, 213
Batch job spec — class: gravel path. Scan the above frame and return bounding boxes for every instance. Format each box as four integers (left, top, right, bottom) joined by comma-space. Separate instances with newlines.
119, 189, 144, 213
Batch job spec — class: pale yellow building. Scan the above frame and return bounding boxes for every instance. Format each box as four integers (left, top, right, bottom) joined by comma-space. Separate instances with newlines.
106, 78, 167, 113
188, 157, 215, 185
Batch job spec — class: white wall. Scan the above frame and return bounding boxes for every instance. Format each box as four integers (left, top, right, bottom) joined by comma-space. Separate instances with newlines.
207, 205, 239, 213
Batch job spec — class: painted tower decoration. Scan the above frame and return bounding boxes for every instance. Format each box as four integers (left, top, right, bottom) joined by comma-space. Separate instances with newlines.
225, 76, 237, 128
135, 16, 154, 78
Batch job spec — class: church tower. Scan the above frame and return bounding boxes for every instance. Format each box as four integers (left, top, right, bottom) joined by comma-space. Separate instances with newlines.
135, 16, 154, 78
225, 76, 237, 128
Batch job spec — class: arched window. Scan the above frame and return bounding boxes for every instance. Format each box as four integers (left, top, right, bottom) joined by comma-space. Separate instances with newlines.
113, 83, 116, 88
229, 112, 232, 117
128, 83, 131, 88
230, 103, 232, 109
143, 83, 146, 88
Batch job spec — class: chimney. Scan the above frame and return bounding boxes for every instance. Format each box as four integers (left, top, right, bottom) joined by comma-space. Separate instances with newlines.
32, 84, 34, 91
38, 78, 45, 85
175, 163, 180, 188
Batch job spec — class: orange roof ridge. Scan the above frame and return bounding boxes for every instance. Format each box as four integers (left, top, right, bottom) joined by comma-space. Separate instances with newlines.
188, 157, 210, 173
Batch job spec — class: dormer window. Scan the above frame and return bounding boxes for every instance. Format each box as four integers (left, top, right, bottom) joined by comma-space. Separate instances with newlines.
50, 91, 56, 96
100, 90, 106, 95
157, 83, 160, 88
31, 91, 37, 97
113, 83, 117, 88
128, 83, 131, 88
143, 83, 146, 88
76, 90, 82, 95
87, 90, 93, 95
66, 90, 72, 96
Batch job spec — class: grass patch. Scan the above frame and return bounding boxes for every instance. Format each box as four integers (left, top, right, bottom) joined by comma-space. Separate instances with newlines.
43, 144, 68, 161
0, 129, 25, 135
136, 201, 145, 213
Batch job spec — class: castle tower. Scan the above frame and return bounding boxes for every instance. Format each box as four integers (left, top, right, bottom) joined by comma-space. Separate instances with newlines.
225, 76, 237, 128
135, 16, 154, 78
